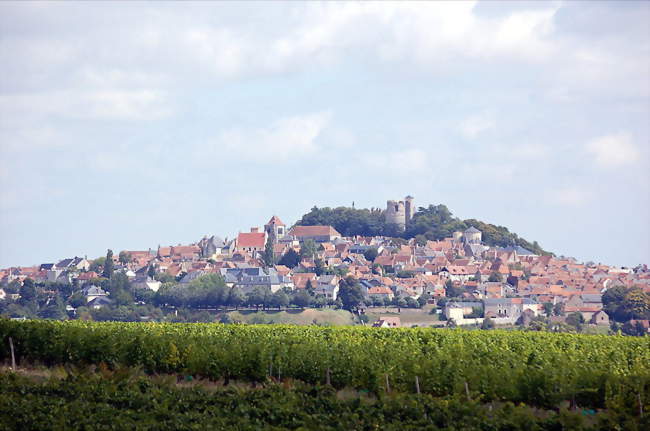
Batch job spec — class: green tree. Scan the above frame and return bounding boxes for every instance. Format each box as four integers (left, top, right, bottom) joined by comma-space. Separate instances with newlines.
445, 279, 464, 298
292, 290, 311, 308
89, 256, 106, 273
263, 231, 276, 268
488, 272, 503, 282
270, 291, 289, 310
102, 250, 114, 279
565, 311, 585, 330
39, 295, 67, 320
300, 239, 318, 260
18, 278, 37, 306
278, 249, 301, 268
68, 291, 87, 308
246, 288, 265, 311
542, 302, 554, 317
118, 251, 132, 265
363, 248, 378, 262
338, 276, 364, 312
227, 287, 245, 310
305, 279, 315, 295
553, 302, 565, 316
417, 293, 430, 308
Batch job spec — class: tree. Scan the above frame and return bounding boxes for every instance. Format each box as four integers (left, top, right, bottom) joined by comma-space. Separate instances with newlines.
417, 293, 431, 308
565, 311, 585, 329
405, 297, 419, 308
300, 239, 318, 260
338, 276, 364, 312
481, 317, 495, 329
263, 231, 276, 268
314, 258, 326, 276
270, 291, 289, 310
89, 256, 106, 273
68, 291, 87, 308
292, 291, 311, 308
305, 279, 315, 295
553, 302, 565, 316
18, 278, 37, 306
488, 272, 503, 282
118, 251, 132, 265
278, 249, 301, 268
39, 295, 67, 320
246, 288, 265, 311
446, 318, 457, 328
445, 279, 464, 298
603, 285, 650, 322
542, 302, 554, 317
147, 265, 156, 279
363, 248, 378, 262
102, 250, 114, 279
228, 287, 245, 310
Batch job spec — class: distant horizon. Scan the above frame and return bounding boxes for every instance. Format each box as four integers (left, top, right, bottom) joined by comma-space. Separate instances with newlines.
1, 1, 648, 269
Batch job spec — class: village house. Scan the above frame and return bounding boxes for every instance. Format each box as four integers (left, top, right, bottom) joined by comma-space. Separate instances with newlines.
288, 225, 342, 243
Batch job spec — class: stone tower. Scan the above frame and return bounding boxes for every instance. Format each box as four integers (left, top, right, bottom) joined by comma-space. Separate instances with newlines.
404, 195, 414, 227
385, 195, 414, 230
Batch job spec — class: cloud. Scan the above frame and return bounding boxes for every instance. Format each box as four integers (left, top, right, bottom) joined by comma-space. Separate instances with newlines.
546, 186, 593, 207
364, 149, 429, 173
586, 133, 640, 168
459, 112, 495, 139
210, 112, 331, 162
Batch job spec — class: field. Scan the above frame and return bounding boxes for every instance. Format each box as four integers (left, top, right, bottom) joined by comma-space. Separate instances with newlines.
227, 308, 356, 326
1, 319, 649, 429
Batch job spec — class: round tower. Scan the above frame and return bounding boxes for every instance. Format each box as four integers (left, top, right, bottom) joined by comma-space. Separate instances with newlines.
386, 200, 406, 230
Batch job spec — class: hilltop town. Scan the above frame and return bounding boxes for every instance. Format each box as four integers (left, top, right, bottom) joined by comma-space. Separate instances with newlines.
1, 198, 649, 335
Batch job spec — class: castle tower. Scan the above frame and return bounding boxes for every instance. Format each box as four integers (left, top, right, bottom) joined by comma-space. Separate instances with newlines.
386, 200, 407, 230
404, 195, 414, 228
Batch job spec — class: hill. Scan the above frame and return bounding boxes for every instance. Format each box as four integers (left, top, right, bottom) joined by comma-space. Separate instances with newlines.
294, 203, 550, 255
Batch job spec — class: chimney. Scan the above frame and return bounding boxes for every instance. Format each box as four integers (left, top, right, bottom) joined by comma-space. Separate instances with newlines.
251, 227, 259, 233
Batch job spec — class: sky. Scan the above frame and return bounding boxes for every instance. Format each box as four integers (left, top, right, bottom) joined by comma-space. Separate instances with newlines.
0, 1, 648, 268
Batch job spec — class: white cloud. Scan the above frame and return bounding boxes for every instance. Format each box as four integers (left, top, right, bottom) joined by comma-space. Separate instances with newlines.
364, 149, 429, 173
459, 112, 495, 139
211, 112, 331, 162
586, 133, 640, 168
546, 186, 593, 207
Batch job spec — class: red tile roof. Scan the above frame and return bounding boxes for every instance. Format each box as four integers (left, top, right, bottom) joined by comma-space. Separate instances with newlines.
290, 225, 341, 237
237, 232, 266, 248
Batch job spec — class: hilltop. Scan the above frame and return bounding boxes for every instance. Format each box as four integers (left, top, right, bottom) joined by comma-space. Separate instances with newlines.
295, 203, 550, 256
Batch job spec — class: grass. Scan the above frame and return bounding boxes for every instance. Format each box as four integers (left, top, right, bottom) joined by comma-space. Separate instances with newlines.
227, 308, 356, 326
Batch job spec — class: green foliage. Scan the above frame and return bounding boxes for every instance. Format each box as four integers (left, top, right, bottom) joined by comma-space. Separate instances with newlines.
296, 203, 550, 255
277, 249, 301, 269
338, 277, 364, 312
102, 250, 114, 279
18, 279, 37, 306
488, 272, 503, 282
295, 206, 386, 237
263, 231, 276, 268
156, 274, 228, 309
566, 311, 585, 330
2, 372, 641, 431
1, 319, 649, 414
363, 247, 378, 262
299, 239, 318, 259
88, 256, 105, 273
604, 285, 650, 323
118, 251, 132, 265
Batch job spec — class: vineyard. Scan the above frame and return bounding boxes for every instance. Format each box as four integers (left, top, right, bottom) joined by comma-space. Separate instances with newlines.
2, 320, 649, 411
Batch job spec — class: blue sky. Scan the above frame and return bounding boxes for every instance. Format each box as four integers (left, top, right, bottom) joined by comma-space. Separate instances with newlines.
0, 1, 648, 268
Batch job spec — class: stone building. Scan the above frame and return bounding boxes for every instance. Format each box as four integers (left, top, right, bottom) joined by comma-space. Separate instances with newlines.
385, 195, 414, 230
